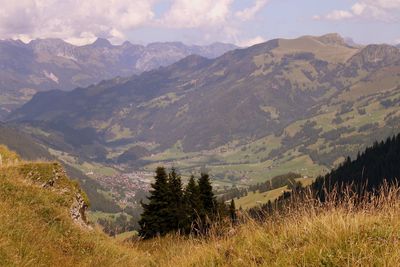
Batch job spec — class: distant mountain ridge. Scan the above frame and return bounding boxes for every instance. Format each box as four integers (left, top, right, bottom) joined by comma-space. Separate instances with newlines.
8, 33, 400, 183
0, 38, 236, 118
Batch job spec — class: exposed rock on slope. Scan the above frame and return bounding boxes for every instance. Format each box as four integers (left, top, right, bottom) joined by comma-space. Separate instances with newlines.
13, 160, 90, 228
0, 146, 149, 266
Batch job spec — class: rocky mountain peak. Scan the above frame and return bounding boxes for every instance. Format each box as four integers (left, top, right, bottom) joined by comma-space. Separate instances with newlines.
317, 33, 347, 46
91, 37, 113, 48
29, 38, 70, 48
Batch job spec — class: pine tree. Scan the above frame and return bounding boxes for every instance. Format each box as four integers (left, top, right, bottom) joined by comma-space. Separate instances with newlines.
184, 175, 202, 232
229, 199, 237, 224
198, 173, 216, 221
139, 167, 170, 238
139, 168, 223, 238
167, 168, 185, 232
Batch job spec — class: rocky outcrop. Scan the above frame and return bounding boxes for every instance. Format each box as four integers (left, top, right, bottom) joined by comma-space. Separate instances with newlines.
25, 162, 91, 229
348, 44, 400, 69
318, 33, 347, 46
70, 193, 91, 229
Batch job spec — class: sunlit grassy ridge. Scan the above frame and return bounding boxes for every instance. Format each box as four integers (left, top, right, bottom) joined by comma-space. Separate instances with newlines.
0, 146, 146, 266
1, 145, 400, 266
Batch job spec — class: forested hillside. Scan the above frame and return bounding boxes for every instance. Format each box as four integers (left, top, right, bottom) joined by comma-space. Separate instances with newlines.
312, 133, 400, 198
9, 34, 400, 185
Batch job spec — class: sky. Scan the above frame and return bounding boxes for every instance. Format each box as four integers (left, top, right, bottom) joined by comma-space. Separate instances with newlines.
0, 0, 399, 46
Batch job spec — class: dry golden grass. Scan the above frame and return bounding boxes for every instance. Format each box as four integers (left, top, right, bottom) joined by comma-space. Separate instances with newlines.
0, 146, 151, 266
131, 186, 400, 266
2, 145, 400, 266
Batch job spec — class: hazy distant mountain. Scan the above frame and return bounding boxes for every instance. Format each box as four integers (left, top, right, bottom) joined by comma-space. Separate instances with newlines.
0, 38, 236, 118
9, 33, 400, 181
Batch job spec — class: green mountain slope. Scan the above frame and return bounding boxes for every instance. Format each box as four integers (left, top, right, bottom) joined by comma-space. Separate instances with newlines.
8, 33, 400, 184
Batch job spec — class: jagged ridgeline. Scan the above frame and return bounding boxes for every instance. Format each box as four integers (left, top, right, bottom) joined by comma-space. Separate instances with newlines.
8, 34, 400, 183
0, 38, 236, 118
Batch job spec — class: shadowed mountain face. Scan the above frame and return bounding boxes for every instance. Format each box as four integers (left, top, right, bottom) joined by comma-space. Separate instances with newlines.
8, 34, 400, 177
0, 38, 236, 117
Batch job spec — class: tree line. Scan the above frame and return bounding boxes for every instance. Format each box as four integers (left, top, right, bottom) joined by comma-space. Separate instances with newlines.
250, 133, 400, 218
312, 133, 400, 200
139, 167, 236, 239
219, 172, 302, 202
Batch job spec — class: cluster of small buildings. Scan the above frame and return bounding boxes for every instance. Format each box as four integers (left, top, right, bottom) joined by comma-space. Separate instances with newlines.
96, 171, 153, 202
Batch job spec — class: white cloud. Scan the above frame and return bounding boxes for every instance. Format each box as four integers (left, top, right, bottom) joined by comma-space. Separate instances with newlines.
238, 36, 266, 47
0, 0, 270, 45
316, 0, 400, 22
325, 10, 354, 20
312, 15, 322, 21
351, 3, 366, 16
235, 0, 269, 21
161, 0, 233, 28
0, 0, 156, 44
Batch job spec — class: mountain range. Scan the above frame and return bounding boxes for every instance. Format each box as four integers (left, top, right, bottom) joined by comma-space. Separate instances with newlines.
6, 33, 400, 185
0, 38, 236, 118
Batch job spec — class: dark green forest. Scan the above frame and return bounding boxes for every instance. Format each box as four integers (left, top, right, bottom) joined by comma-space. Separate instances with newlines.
139, 167, 235, 238
312, 133, 400, 200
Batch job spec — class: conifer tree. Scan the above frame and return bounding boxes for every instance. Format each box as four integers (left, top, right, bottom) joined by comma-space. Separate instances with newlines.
184, 175, 202, 232
229, 199, 237, 224
198, 173, 216, 220
167, 168, 185, 232
139, 167, 170, 238
139, 168, 224, 238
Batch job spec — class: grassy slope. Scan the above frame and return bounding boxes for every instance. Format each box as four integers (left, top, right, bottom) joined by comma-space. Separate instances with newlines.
1, 146, 400, 266
235, 187, 287, 209
235, 177, 315, 209
0, 149, 146, 266
137, 197, 400, 266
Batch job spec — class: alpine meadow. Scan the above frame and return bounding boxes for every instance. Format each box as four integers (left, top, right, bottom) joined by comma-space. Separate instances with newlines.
1, 0, 400, 266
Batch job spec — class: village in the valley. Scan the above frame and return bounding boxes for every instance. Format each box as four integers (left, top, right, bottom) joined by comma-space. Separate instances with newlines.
94, 171, 153, 204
